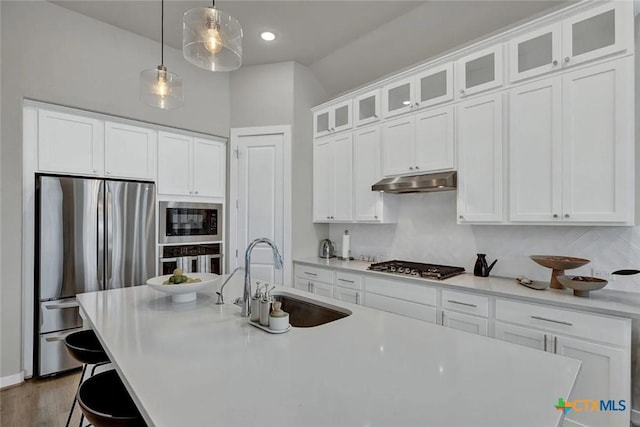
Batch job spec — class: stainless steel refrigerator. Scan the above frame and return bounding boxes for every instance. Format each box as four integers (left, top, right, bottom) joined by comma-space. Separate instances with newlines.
35, 175, 155, 377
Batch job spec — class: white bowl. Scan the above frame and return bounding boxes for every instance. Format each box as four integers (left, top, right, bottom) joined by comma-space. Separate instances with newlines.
147, 273, 221, 303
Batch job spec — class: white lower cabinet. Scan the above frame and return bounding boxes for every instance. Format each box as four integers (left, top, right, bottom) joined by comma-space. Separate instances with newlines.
365, 293, 437, 324
334, 287, 363, 305
495, 299, 631, 427
294, 278, 334, 298
441, 310, 488, 336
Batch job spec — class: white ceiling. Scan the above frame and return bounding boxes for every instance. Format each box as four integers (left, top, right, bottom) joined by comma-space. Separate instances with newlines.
51, 0, 570, 96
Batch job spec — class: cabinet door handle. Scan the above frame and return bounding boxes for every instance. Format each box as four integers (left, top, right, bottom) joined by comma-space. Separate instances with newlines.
553, 214, 558, 218
459, 215, 464, 219
338, 278, 355, 284
564, 57, 570, 63
415, 166, 420, 170
447, 299, 477, 308
552, 60, 558, 66
92, 169, 97, 173
564, 214, 570, 219
414, 102, 420, 107
554, 336, 558, 354
531, 316, 573, 326
374, 215, 378, 220
194, 191, 199, 195
373, 114, 378, 118
544, 334, 548, 351
460, 89, 465, 95
441, 311, 445, 325
106, 171, 111, 175
310, 283, 314, 292
409, 167, 414, 170
304, 272, 318, 276
355, 292, 360, 305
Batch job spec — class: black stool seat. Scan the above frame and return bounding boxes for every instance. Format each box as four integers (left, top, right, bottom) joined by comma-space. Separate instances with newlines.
64, 330, 110, 365
78, 370, 146, 427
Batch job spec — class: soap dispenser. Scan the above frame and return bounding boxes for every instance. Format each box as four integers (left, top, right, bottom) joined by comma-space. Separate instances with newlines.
250, 282, 262, 322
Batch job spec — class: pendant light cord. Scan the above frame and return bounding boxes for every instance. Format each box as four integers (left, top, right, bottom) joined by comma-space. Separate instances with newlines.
161, 0, 164, 66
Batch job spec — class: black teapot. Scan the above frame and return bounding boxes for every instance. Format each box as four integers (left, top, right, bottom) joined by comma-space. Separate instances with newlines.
474, 254, 498, 277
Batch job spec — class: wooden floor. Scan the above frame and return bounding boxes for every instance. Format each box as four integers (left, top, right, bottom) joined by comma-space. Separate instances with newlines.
0, 371, 84, 427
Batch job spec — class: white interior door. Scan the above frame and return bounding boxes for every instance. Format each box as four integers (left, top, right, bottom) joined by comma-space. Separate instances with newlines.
231, 127, 291, 286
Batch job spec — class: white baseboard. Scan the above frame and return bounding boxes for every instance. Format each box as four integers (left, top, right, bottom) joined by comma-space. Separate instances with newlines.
0, 372, 24, 389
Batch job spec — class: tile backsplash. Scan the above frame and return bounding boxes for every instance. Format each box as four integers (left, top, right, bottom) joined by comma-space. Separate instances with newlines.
329, 191, 640, 293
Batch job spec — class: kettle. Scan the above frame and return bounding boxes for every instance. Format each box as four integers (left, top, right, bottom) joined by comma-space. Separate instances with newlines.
474, 254, 497, 277
319, 239, 335, 259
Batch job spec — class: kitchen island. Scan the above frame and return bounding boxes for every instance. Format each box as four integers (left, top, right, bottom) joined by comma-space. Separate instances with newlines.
77, 284, 580, 427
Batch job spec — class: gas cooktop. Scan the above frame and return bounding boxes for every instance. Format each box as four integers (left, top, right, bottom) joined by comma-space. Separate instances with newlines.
368, 260, 465, 280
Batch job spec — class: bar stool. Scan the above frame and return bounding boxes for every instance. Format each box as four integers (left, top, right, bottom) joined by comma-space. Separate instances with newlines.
64, 329, 110, 427
77, 369, 146, 427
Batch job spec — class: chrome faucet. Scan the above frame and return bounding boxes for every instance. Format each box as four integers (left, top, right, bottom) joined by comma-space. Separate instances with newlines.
215, 267, 243, 305
242, 238, 283, 317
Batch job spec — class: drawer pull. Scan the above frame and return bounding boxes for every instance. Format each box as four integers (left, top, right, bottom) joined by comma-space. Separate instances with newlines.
531, 315, 573, 326
304, 272, 318, 276
554, 336, 558, 353
355, 292, 360, 305
447, 300, 477, 308
543, 334, 548, 351
338, 278, 355, 283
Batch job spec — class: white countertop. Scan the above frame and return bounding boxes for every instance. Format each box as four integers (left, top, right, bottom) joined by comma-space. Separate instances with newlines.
294, 257, 640, 319
77, 284, 580, 427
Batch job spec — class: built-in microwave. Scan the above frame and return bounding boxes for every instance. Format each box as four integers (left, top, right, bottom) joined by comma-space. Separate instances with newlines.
159, 202, 222, 244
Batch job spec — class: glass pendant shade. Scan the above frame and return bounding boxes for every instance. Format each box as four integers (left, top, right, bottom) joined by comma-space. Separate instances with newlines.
183, 7, 243, 71
140, 66, 184, 110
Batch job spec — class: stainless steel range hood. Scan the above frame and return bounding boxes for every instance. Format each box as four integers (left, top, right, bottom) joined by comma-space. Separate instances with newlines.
371, 171, 456, 193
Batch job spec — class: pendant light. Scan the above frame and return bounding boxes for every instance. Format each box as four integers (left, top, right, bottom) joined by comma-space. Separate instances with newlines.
182, 1, 243, 71
140, 0, 183, 110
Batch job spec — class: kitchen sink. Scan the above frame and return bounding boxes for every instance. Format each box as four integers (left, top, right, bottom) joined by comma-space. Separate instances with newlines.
271, 292, 351, 327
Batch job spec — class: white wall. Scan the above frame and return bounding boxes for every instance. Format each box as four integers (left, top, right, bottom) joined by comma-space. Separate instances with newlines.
0, 1, 230, 379
230, 61, 329, 267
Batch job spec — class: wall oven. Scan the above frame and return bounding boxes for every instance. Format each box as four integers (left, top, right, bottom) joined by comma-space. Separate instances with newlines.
159, 244, 223, 275
159, 202, 222, 244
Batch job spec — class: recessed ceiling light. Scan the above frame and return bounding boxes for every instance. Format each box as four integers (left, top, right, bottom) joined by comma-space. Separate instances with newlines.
260, 31, 276, 41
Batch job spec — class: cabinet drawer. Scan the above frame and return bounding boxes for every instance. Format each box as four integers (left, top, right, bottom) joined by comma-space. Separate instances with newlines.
496, 299, 629, 346
365, 276, 436, 306
295, 265, 334, 284
441, 290, 489, 317
366, 293, 437, 324
335, 271, 362, 290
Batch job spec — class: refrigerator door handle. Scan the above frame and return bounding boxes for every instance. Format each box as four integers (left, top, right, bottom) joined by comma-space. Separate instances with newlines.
44, 301, 79, 310
105, 186, 113, 288
97, 181, 105, 290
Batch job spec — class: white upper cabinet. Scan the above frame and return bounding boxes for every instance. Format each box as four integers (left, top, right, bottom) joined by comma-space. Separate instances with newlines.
104, 122, 157, 180
509, 2, 633, 82
313, 134, 353, 222
37, 109, 157, 181
354, 89, 381, 127
561, 57, 634, 224
456, 45, 504, 98
414, 105, 455, 172
313, 100, 352, 138
457, 93, 504, 223
381, 115, 415, 176
192, 138, 226, 198
562, 2, 633, 68
38, 109, 104, 176
158, 131, 226, 198
509, 23, 562, 82
382, 64, 453, 118
509, 77, 562, 222
381, 105, 455, 177
353, 126, 390, 223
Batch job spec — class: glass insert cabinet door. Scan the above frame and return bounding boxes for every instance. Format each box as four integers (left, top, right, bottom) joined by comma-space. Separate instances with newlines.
382, 76, 414, 118
562, 2, 633, 68
456, 45, 504, 98
509, 23, 562, 82
313, 100, 352, 137
354, 89, 380, 127
415, 63, 453, 109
